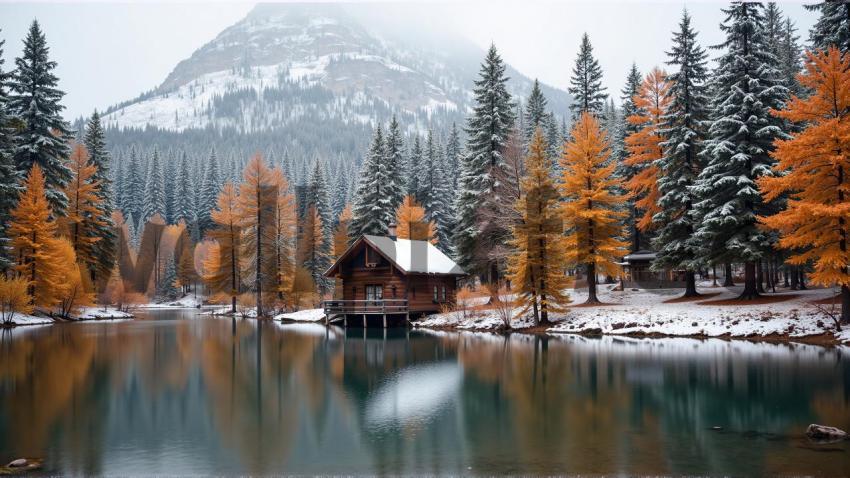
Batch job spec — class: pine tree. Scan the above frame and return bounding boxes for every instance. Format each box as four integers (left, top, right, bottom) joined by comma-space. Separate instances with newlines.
560, 113, 628, 304
142, 148, 165, 225
206, 182, 241, 313
407, 134, 424, 200
624, 67, 670, 236
617, 62, 643, 251
8, 165, 65, 307
197, 147, 221, 235
308, 159, 332, 241
0, 32, 20, 273
333, 205, 352, 259
163, 151, 177, 223
9, 21, 72, 215
156, 256, 179, 301
395, 195, 436, 242
807, 1, 850, 53
384, 115, 405, 214
59, 143, 106, 283
653, 9, 711, 298
759, 48, 850, 323
83, 111, 116, 287
300, 205, 330, 296
455, 44, 515, 277
445, 122, 461, 195
694, 2, 789, 299
422, 130, 453, 249
173, 151, 194, 225
508, 128, 571, 324
779, 18, 803, 97
124, 147, 144, 228
524, 79, 548, 143
568, 33, 607, 120
351, 126, 393, 238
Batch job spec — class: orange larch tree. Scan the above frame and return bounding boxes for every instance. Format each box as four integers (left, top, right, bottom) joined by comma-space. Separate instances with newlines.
60, 143, 106, 285
560, 112, 629, 304
624, 67, 671, 237
331, 204, 352, 298
206, 182, 241, 313
298, 206, 329, 301
508, 128, 571, 325
760, 47, 850, 324
274, 169, 296, 307
237, 154, 281, 317
395, 195, 436, 243
8, 165, 67, 308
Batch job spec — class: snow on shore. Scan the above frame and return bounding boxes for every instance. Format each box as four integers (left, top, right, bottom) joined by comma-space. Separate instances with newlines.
2, 313, 54, 327
416, 285, 850, 344
76, 307, 134, 321
275, 309, 325, 322
134, 295, 203, 309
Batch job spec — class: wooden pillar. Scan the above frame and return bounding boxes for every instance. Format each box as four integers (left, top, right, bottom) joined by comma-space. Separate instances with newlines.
382, 314, 387, 328
363, 314, 367, 328
344, 315, 347, 328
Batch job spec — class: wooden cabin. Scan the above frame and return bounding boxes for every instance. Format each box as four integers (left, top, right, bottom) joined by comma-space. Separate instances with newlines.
323, 232, 466, 327
621, 249, 686, 289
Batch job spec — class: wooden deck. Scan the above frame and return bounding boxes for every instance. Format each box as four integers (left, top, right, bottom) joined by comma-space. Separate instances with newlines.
323, 299, 409, 315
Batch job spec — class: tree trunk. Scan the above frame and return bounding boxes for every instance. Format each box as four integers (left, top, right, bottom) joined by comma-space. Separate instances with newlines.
798, 268, 807, 290
790, 266, 799, 289
756, 260, 766, 294
723, 263, 735, 286
738, 261, 760, 300
842, 285, 850, 325
231, 295, 237, 314
712, 264, 718, 287
585, 262, 599, 304
683, 271, 699, 297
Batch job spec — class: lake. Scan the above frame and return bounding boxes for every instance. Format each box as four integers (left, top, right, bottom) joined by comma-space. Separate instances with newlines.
0, 309, 848, 476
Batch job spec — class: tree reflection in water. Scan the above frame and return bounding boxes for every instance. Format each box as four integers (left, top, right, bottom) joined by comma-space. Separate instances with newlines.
0, 313, 847, 475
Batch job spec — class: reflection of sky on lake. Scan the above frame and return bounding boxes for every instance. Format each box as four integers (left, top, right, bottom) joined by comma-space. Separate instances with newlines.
365, 363, 462, 431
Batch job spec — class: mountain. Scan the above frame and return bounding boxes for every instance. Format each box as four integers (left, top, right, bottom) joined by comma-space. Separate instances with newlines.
102, 3, 569, 134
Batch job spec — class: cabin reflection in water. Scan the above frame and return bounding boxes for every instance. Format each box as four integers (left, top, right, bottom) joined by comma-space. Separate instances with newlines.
323, 232, 465, 327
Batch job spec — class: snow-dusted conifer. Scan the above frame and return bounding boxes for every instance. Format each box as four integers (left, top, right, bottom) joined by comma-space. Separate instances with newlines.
568, 33, 607, 120
143, 148, 165, 224
350, 126, 392, 238
384, 115, 405, 214
524, 79, 548, 143
9, 20, 72, 214
124, 147, 144, 228
807, 1, 850, 52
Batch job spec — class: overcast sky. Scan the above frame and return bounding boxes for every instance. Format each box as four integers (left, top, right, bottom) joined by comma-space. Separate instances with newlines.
0, 1, 817, 120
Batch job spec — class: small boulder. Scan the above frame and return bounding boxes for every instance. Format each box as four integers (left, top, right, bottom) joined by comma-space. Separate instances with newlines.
806, 424, 848, 441
8, 458, 27, 467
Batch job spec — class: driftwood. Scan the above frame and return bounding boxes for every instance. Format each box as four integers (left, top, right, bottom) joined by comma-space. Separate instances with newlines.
0, 458, 43, 475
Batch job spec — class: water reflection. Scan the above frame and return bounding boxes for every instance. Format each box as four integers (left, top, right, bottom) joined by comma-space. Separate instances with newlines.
0, 313, 847, 475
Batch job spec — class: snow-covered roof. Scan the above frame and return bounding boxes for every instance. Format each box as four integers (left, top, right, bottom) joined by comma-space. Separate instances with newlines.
623, 250, 657, 262
363, 235, 465, 275
326, 235, 465, 276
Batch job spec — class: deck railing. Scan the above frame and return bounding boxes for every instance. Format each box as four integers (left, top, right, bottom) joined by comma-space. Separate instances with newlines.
323, 299, 409, 315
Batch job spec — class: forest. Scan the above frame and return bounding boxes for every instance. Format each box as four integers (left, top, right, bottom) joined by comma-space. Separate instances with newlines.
0, 1, 849, 328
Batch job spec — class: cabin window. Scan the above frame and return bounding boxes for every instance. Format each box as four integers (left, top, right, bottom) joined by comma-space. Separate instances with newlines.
365, 248, 378, 268
441, 286, 447, 302
366, 284, 383, 302
433, 285, 438, 302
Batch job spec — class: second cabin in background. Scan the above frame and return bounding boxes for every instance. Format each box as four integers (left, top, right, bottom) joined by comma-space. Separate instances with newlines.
323, 224, 466, 327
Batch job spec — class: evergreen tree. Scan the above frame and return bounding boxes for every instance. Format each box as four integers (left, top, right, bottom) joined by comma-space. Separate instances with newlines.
407, 135, 424, 200
197, 147, 221, 235
351, 126, 392, 238
568, 33, 607, 120
9, 20, 72, 215
124, 147, 144, 228
617, 62, 643, 251
653, 9, 710, 298
142, 148, 165, 224
807, 1, 850, 53
163, 151, 177, 223
156, 256, 179, 301
524, 79, 548, 143
0, 33, 20, 272
308, 158, 332, 241
384, 115, 405, 213
422, 130, 453, 249
300, 206, 330, 296
173, 151, 194, 225
83, 111, 116, 287
455, 44, 515, 276
779, 18, 803, 97
694, 2, 789, 299
444, 122, 461, 194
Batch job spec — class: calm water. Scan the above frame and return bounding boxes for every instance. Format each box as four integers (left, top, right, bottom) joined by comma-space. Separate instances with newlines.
1, 310, 848, 476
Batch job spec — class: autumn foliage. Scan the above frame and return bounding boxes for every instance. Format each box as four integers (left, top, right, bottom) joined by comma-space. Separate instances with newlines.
60, 143, 106, 280
760, 47, 850, 322
395, 195, 436, 243
624, 67, 670, 231
508, 128, 571, 324
560, 112, 628, 304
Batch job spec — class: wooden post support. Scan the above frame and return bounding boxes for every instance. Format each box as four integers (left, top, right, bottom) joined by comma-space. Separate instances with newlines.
382, 314, 387, 328
362, 314, 366, 328
344, 315, 347, 328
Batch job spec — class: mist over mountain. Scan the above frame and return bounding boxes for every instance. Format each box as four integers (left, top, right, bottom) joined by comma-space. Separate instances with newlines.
98, 2, 570, 183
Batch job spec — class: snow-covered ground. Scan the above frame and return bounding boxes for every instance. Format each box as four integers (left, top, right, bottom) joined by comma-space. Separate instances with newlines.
76, 307, 134, 321
2, 313, 54, 327
275, 308, 325, 322
134, 295, 204, 310
415, 285, 850, 344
